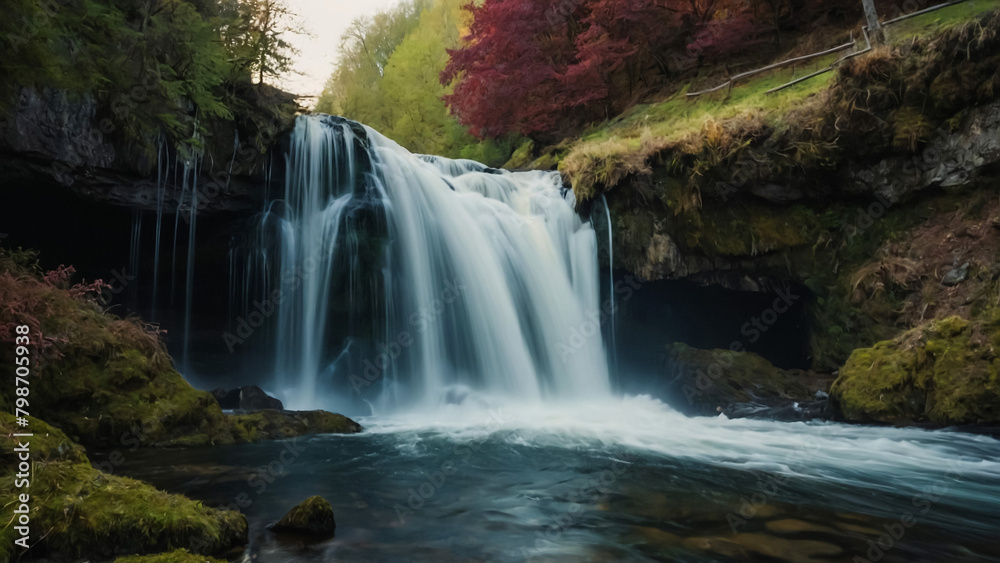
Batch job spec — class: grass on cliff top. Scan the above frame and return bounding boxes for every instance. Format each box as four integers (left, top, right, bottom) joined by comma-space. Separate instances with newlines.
560, 0, 1000, 200
888, 0, 1000, 38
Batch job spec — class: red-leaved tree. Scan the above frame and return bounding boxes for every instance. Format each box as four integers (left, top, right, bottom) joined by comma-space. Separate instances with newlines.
441, 1, 581, 138
442, 0, 694, 139
443, 0, 867, 139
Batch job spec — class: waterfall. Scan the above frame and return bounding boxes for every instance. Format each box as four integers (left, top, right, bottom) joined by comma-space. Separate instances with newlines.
151, 138, 167, 321
182, 162, 198, 367
165, 145, 200, 370
601, 194, 617, 371
128, 209, 142, 309
253, 115, 610, 411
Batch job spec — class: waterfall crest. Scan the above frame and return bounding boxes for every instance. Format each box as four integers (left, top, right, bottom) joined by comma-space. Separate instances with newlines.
252, 115, 610, 411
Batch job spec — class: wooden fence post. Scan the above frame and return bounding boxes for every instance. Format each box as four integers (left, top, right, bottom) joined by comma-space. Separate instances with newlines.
862, 0, 885, 45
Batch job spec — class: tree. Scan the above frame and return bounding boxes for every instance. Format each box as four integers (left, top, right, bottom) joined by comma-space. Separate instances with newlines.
223, 0, 302, 86
315, 1, 428, 116
441, 0, 580, 139
315, 0, 511, 164
442, 0, 689, 140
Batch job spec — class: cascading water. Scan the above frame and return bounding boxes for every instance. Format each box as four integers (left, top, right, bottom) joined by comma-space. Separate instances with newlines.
151, 137, 168, 321
128, 209, 142, 309
601, 194, 617, 371
252, 115, 610, 411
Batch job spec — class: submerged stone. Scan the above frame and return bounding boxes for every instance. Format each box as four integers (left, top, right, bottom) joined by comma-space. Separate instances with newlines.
268, 496, 336, 538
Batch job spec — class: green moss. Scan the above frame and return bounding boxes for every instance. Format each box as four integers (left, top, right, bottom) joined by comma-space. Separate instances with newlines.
674, 202, 819, 257
831, 316, 1000, 424
503, 139, 536, 169
269, 496, 336, 537
0, 412, 246, 560
0, 462, 247, 559
114, 549, 225, 563
38, 346, 236, 448
0, 413, 88, 464
230, 409, 363, 443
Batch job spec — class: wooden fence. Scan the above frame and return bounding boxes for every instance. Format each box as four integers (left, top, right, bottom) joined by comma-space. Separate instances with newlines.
686, 0, 973, 98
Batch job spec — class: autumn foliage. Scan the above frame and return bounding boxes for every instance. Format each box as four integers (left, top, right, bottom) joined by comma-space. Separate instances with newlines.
442, 0, 864, 139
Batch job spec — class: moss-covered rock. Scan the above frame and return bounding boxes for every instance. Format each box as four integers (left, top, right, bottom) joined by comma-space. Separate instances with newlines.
0, 412, 247, 561
666, 343, 827, 417
0, 413, 88, 464
230, 409, 363, 442
0, 257, 239, 449
114, 549, 225, 563
268, 496, 336, 538
831, 316, 1000, 425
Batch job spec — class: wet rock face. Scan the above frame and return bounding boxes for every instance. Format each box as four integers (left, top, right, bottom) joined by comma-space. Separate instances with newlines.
0, 85, 284, 214
268, 496, 336, 538
2, 87, 115, 169
846, 100, 1000, 203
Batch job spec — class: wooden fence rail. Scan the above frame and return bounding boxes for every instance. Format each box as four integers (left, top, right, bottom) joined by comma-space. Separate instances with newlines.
685, 0, 972, 99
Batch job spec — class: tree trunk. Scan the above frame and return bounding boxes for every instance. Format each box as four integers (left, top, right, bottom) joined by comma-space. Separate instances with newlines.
862, 0, 884, 45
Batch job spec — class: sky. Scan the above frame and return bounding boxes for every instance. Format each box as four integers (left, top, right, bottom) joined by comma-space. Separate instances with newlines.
280, 0, 404, 103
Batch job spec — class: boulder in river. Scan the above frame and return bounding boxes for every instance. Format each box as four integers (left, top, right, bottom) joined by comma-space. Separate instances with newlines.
211, 388, 241, 410
664, 343, 833, 419
831, 316, 1000, 426
239, 385, 284, 411
210, 385, 284, 411
268, 496, 336, 538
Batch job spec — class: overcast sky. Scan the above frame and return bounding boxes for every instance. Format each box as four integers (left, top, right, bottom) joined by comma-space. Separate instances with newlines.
280, 0, 404, 103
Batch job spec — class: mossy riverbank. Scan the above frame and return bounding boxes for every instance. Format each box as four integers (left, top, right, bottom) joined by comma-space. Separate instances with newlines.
0, 246, 361, 561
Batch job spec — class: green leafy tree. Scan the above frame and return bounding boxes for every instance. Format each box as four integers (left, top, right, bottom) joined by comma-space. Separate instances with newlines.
315, 1, 428, 116
1, 0, 303, 163
317, 0, 513, 165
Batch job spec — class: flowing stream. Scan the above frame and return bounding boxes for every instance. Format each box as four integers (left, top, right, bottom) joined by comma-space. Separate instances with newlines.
116, 398, 1000, 562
